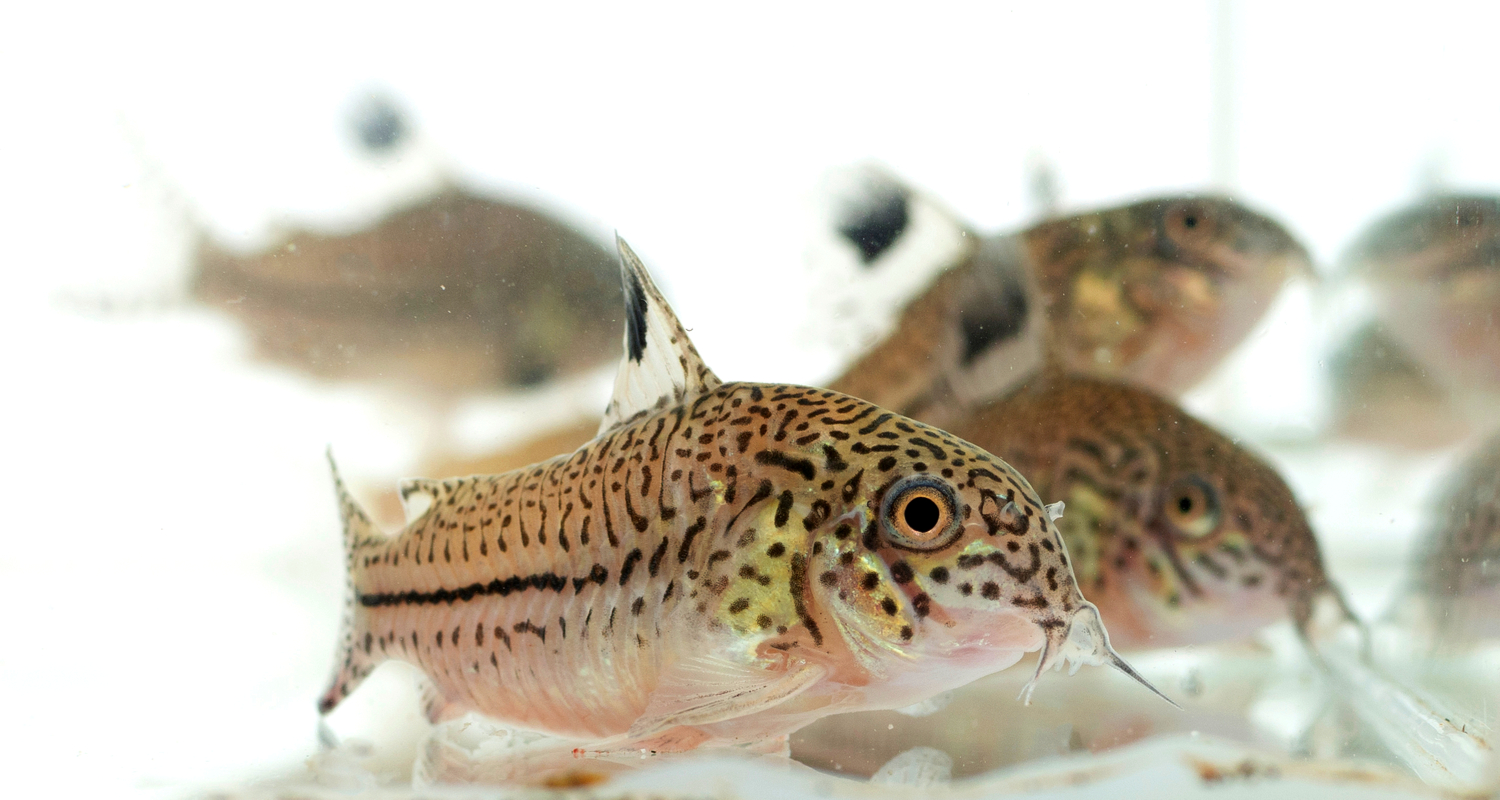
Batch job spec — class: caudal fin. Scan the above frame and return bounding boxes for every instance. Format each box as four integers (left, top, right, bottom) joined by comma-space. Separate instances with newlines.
318, 450, 389, 715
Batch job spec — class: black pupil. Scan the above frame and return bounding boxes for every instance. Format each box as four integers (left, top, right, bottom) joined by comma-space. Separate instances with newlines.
1177, 495, 1194, 514
1183, 214, 1198, 228
903, 496, 941, 533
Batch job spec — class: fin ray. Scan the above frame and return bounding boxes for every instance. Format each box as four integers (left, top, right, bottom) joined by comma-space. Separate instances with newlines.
318, 450, 391, 715
628, 653, 827, 739
599, 237, 721, 435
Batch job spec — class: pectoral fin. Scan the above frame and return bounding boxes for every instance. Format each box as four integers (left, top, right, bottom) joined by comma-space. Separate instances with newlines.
627, 654, 827, 739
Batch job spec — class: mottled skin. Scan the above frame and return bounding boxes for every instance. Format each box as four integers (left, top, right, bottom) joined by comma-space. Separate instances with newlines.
194, 189, 621, 392
1025, 197, 1307, 395
829, 195, 1309, 419
1343, 195, 1500, 393
323, 381, 1104, 749
946, 376, 1343, 648
1400, 432, 1500, 646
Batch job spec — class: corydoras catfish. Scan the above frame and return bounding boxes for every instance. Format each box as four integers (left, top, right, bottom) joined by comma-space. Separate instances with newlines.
946, 376, 1349, 648
1342, 195, 1500, 394
817, 166, 1308, 420
195, 189, 622, 394
318, 239, 1162, 759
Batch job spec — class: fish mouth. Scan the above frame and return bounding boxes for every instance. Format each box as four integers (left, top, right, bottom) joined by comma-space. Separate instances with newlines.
1018, 600, 1179, 709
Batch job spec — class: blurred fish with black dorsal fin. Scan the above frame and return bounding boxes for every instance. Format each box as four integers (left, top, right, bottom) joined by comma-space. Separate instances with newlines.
191, 93, 624, 399
807, 164, 1311, 425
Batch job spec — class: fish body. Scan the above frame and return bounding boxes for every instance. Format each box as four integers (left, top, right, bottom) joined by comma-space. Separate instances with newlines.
1021, 196, 1306, 395
1343, 195, 1500, 393
195, 189, 622, 393
946, 376, 1342, 649
817, 167, 1309, 415
1326, 321, 1469, 449
320, 239, 1153, 753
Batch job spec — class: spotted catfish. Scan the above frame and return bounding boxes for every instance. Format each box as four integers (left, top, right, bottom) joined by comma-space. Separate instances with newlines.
318, 238, 1163, 755
945, 376, 1350, 648
815, 166, 1308, 421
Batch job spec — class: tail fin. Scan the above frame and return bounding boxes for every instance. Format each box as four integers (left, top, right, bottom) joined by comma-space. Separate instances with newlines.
318, 450, 389, 715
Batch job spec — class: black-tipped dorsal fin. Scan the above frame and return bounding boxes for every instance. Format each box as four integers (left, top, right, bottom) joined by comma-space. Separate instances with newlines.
599, 237, 722, 435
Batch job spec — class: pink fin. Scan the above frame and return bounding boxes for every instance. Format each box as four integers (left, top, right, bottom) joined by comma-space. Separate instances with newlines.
317, 451, 390, 715
627, 654, 827, 739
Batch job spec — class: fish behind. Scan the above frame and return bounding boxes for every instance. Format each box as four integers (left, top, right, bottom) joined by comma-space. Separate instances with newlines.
816, 166, 1309, 419
317, 238, 1162, 767
1331, 195, 1500, 448
945, 376, 1348, 648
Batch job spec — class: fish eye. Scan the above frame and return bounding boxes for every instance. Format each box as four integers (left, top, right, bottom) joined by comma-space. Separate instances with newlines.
880, 476, 962, 551
1163, 476, 1221, 539
1163, 201, 1219, 245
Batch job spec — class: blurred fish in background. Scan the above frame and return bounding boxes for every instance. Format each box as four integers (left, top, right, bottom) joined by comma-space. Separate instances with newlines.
441, 164, 1373, 779
793, 373, 1359, 778
791, 169, 1493, 787
191, 95, 623, 399
1391, 431, 1500, 648
1327, 195, 1500, 449
951, 376, 1347, 650
811, 166, 1310, 426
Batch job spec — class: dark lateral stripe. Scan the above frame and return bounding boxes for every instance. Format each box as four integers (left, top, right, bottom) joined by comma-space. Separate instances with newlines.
755, 450, 816, 480
858, 412, 894, 435
360, 572, 569, 607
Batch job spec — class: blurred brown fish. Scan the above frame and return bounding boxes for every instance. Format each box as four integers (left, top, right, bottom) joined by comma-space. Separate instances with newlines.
1343, 195, 1500, 394
945, 376, 1346, 649
193, 188, 622, 394
822, 170, 1309, 420
1326, 322, 1469, 449
1396, 432, 1500, 646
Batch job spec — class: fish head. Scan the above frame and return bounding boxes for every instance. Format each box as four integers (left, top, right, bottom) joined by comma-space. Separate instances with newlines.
1028, 196, 1308, 394
778, 396, 1162, 706
1045, 391, 1342, 648
1345, 195, 1500, 389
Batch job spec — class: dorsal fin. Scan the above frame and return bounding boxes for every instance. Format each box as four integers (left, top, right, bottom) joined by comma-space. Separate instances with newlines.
805, 164, 979, 373
598, 236, 722, 435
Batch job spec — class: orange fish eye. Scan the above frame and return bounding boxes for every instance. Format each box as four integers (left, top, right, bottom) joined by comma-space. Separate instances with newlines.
1163, 201, 1222, 247
1164, 476, 1221, 539
880, 477, 961, 551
